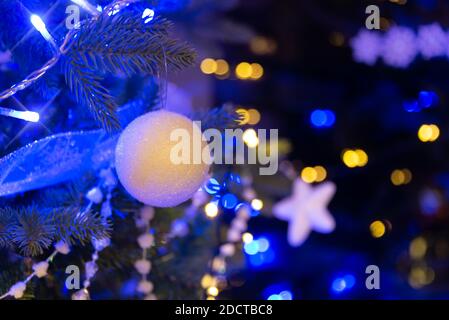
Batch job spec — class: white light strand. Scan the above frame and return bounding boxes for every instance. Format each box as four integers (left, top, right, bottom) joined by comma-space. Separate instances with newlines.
0, 241, 71, 300
201, 175, 255, 300
0, 107, 40, 122
71, 0, 101, 17
72, 168, 116, 300
135, 206, 157, 300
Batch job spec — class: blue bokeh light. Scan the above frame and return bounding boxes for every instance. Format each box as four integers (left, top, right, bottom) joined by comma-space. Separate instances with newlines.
310, 109, 335, 128
221, 193, 238, 209
244, 240, 259, 255
204, 178, 221, 195
331, 274, 356, 294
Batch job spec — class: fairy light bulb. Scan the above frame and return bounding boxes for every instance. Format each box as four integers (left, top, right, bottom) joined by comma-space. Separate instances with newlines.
71, 0, 100, 16
0, 107, 40, 122
205, 202, 219, 218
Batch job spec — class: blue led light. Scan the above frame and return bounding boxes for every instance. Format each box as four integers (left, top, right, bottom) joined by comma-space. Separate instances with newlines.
279, 290, 293, 300
418, 90, 437, 109
331, 274, 356, 293
310, 109, 335, 128
403, 100, 420, 112
142, 8, 155, 23
221, 193, 238, 209
267, 294, 281, 300
257, 237, 270, 252
244, 240, 259, 255
331, 278, 346, 293
343, 274, 356, 289
204, 178, 221, 195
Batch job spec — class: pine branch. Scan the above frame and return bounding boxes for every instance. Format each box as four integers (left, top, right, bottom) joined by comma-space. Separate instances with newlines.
196, 104, 243, 131
0, 206, 110, 257
50, 206, 111, 246
68, 9, 196, 77
62, 55, 121, 132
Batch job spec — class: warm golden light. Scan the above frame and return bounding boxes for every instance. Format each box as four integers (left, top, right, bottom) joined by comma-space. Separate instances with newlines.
342, 150, 359, 168
410, 237, 427, 259
370, 220, 386, 238
242, 232, 253, 243
236, 108, 250, 125
236, 62, 253, 79
247, 108, 261, 125
207, 286, 219, 297
250, 63, 264, 80
200, 58, 217, 74
301, 167, 317, 184
314, 166, 327, 182
243, 129, 259, 148
251, 198, 264, 211
355, 149, 368, 167
215, 59, 229, 76
205, 202, 219, 218
418, 124, 439, 142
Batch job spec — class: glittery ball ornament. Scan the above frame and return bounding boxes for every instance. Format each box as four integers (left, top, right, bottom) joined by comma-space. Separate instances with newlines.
115, 110, 210, 207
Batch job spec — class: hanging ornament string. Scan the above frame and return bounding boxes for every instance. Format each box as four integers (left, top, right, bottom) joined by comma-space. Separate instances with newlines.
201, 173, 255, 300
0, 240, 71, 300
72, 168, 116, 300
134, 206, 157, 300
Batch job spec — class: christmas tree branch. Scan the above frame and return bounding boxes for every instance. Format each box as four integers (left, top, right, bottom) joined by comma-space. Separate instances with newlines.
0, 206, 110, 257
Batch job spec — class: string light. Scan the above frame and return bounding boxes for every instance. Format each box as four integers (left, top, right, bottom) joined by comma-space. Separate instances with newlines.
247, 108, 261, 125
30, 15, 58, 51
0, 107, 40, 122
251, 198, 264, 211
342, 150, 358, 168
409, 237, 427, 259
215, 59, 229, 76
342, 149, 368, 168
418, 124, 440, 142
243, 129, 259, 148
314, 166, 327, 182
391, 169, 412, 186
242, 232, 254, 244
301, 167, 317, 183
250, 36, 277, 55
235, 62, 253, 79
236, 108, 250, 125
141, 8, 155, 23
207, 286, 219, 297
200, 58, 217, 74
204, 202, 219, 218
250, 63, 264, 80
71, 0, 101, 17
310, 109, 335, 128
370, 220, 386, 238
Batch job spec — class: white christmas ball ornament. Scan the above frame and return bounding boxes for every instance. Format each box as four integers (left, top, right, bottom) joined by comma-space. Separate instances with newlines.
115, 110, 210, 207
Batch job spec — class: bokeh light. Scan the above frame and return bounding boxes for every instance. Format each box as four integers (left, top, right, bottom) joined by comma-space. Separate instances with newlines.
409, 237, 427, 259
215, 59, 229, 76
370, 220, 386, 238
204, 202, 219, 218
243, 129, 259, 148
250, 63, 264, 80
242, 232, 254, 244
251, 198, 264, 211
236, 62, 253, 79
391, 169, 412, 186
418, 124, 440, 142
247, 108, 261, 125
301, 167, 317, 183
200, 58, 217, 74
310, 109, 335, 128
